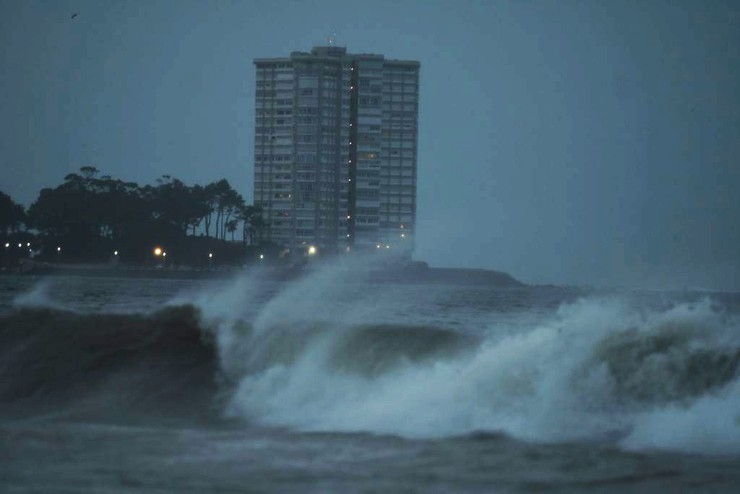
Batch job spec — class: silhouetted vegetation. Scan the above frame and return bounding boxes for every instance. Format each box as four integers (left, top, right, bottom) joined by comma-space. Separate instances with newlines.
1, 167, 272, 268
0, 191, 26, 236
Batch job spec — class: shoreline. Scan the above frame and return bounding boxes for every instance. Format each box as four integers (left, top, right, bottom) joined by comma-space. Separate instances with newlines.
1, 261, 526, 287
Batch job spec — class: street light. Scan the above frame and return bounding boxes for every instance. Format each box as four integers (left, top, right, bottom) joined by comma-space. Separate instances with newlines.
153, 247, 163, 256
114, 250, 118, 256
259, 254, 264, 260
208, 253, 213, 259
307, 246, 317, 256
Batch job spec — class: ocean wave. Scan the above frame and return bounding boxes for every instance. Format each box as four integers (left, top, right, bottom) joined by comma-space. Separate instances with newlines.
11, 280, 63, 310
4, 268, 740, 457
0, 305, 217, 422
196, 273, 740, 455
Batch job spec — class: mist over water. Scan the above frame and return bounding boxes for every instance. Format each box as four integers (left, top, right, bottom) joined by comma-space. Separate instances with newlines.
11, 280, 61, 310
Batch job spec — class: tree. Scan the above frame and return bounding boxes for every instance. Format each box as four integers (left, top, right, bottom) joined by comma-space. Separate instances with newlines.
24, 167, 256, 264
225, 219, 239, 241
28, 180, 104, 259
200, 179, 247, 240
27, 167, 151, 260
218, 187, 246, 241
200, 182, 219, 237
145, 176, 203, 235
239, 205, 264, 245
79, 166, 100, 179
0, 191, 26, 236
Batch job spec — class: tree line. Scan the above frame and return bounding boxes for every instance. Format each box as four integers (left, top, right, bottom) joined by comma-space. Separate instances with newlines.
1, 167, 273, 266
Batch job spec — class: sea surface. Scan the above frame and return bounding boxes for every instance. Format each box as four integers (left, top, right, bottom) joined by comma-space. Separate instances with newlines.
1, 263, 740, 493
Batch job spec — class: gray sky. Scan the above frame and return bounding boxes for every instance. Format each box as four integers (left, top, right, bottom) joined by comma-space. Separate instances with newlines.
1, 0, 738, 289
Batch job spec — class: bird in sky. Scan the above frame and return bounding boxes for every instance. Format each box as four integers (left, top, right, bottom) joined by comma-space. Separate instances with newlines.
71, 13, 78, 20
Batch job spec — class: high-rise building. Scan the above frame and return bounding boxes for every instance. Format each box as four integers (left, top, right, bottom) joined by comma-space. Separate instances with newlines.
253, 45, 419, 257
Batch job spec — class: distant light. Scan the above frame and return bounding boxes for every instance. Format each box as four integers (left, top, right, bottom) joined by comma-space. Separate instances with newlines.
17, 243, 21, 248
386, 245, 390, 249
57, 246, 61, 252
259, 254, 264, 260
162, 252, 167, 257
400, 224, 404, 229
114, 250, 118, 256
4, 243, 8, 248
347, 234, 351, 237
26, 242, 30, 247
346, 246, 351, 252
376, 244, 381, 249
208, 253, 213, 258
347, 215, 351, 219
308, 245, 317, 255
401, 233, 405, 238
153, 247, 163, 256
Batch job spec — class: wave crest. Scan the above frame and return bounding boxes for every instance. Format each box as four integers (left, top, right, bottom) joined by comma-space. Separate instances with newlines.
0, 305, 217, 421
590, 324, 740, 405
207, 287, 740, 455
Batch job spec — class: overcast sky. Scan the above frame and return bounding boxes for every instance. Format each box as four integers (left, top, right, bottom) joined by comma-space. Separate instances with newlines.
1, 0, 738, 289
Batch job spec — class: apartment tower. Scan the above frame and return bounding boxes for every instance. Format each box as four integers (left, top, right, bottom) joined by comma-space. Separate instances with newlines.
253, 45, 419, 256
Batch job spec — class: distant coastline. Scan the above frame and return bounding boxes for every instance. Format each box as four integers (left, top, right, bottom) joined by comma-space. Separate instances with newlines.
3, 260, 525, 287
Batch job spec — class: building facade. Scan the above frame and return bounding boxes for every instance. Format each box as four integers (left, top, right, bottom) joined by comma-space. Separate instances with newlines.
253, 46, 419, 256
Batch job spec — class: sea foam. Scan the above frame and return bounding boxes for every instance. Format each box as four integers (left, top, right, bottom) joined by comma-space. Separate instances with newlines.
12, 280, 62, 310
181, 262, 740, 456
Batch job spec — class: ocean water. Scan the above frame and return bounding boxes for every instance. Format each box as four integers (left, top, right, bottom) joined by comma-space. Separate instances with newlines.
1, 262, 740, 493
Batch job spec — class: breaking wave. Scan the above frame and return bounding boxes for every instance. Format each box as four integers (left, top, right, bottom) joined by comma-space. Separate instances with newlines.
3, 266, 739, 457
177, 268, 740, 456
12, 280, 62, 310
0, 305, 218, 422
